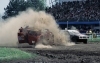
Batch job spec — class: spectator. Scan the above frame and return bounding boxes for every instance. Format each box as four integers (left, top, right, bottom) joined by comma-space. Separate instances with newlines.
45, 0, 100, 21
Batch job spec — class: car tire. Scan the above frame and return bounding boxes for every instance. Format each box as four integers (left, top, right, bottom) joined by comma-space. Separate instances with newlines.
71, 36, 77, 43
25, 34, 29, 43
83, 39, 87, 44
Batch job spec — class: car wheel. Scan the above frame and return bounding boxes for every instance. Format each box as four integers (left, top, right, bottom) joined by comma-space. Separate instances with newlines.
25, 34, 29, 43
83, 39, 87, 44
71, 36, 77, 43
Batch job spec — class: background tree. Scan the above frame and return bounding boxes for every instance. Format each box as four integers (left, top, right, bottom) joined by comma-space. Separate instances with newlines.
2, 0, 46, 19
26, 0, 46, 10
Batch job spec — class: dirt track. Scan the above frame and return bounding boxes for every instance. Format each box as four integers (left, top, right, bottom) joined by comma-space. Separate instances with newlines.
2, 42, 100, 63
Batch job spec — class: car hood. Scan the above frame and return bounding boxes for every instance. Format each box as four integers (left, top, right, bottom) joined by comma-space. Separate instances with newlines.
75, 34, 88, 37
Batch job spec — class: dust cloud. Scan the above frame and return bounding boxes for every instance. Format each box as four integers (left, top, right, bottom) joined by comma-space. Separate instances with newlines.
0, 9, 74, 47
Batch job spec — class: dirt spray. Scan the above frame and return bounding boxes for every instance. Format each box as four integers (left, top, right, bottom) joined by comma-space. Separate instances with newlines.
0, 9, 74, 48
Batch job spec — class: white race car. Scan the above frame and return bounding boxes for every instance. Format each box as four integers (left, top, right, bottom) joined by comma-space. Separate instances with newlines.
66, 30, 89, 44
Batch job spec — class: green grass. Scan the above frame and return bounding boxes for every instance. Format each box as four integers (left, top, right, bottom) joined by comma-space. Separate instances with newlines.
88, 38, 100, 42
0, 48, 37, 61
88, 35, 100, 42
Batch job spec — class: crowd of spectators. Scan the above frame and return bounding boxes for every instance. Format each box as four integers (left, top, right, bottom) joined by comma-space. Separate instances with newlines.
45, 0, 100, 21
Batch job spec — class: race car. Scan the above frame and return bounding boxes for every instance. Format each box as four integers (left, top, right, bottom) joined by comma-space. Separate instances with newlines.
66, 30, 89, 44
18, 27, 41, 45
17, 26, 54, 45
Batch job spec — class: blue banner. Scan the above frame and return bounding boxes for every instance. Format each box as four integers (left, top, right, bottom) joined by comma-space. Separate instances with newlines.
57, 21, 99, 25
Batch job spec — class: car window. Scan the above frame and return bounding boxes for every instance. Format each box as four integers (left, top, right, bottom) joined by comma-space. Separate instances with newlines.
72, 31, 80, 34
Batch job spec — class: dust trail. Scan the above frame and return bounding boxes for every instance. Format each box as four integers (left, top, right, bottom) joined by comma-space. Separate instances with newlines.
0, 8, 74, 47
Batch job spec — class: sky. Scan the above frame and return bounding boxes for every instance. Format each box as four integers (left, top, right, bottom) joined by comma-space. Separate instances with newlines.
0, 0, 50, 15
0, 0, 9, 15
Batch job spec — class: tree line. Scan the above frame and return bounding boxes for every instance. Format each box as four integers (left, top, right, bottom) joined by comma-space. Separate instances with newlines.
2, 0, 46, 19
